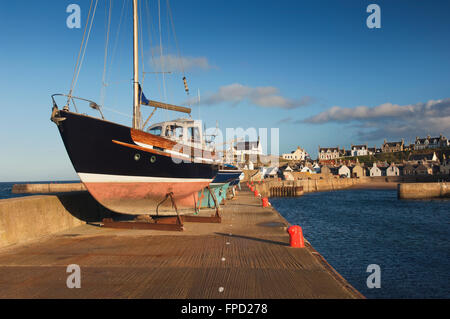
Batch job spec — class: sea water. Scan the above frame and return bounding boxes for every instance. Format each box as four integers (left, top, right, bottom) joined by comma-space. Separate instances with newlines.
270, 189, 450, 299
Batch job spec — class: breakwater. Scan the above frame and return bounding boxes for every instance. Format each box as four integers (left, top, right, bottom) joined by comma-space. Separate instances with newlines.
253, 178, 360, 197
12, 183, 86, 194
0, 192, 115, 248
398, 182, 450, 199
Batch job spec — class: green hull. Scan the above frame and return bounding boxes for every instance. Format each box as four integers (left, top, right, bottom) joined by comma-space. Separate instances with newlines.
197, 183, 230, 208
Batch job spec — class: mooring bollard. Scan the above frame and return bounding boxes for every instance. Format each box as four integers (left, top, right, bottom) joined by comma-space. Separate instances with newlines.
287, 225, 305, 248
261, 197, 269, 207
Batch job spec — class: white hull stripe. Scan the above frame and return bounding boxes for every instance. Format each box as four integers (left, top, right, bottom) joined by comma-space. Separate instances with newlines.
78, 173, 212, 183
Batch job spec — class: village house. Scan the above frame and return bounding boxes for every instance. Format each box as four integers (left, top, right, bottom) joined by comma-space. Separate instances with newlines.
413, 134, 449, 150
282, 146, 308, 161
351, 144, 369, 157
341, 149, 351, 157
367, 146, 378, 155
440, 155, 450, 175
318, 146, 341, 162
382, 139, 404, 153
300, 165, 313, 173
415, 163, 433, 176
402, 163, 416, 176
263, 166, 279, 179
233, 140, 263, 162
351, 162, 366, 178
279, 163, 293, 172
408, 152, 439, 165
312, 162, 321, 173
369, 163, 385, 177
386, 163, 400, 176
338, 165, 351, 178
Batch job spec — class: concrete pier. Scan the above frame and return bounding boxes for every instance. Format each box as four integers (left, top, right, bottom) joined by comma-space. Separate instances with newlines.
0, 187, 362, 299
398, 182, 450, 199
253, 178, 360, 198
12, 183, 86, 194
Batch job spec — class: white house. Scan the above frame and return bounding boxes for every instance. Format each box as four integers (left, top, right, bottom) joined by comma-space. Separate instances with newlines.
440, 155, 450, 175
386, 163, 400, 176
318, 147, 340, 161
282, 146, 308, 161
369, 163, 384, 177
233, 140, 263, 162
338, 165, 351, 178
300, 166, 313, 173
351, 144, 368, 157
312, 162, 321, 173
264, 167, 279, 178
414, 134, 449, 150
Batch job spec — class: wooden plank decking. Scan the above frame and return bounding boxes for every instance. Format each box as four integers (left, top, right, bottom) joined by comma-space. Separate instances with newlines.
0, 188, 363, 299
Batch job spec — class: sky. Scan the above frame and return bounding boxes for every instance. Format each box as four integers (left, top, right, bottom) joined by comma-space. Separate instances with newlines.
0, 0, 449, 181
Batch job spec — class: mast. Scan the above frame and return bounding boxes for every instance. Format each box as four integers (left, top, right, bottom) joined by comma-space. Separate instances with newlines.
132, 0, 141, 129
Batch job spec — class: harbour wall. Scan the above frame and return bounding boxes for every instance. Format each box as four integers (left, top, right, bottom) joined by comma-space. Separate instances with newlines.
398, 182, 450, 199
0, 192, 115, 249
253, 178, 360, 197
12, 183, 86, 194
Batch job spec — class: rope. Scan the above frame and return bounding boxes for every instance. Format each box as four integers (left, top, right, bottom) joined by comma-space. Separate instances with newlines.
166, 0, 185, 77
107, 0, 128, 88
100, 0, 112, 107
67, 0, 94, 106
70, 0, 99, 101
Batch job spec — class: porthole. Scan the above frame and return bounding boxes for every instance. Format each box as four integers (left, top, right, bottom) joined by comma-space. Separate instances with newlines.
150, 155, 156, 163
134, 153, 141, 161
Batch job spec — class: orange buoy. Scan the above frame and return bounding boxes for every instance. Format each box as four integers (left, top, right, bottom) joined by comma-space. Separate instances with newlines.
287, 225, 305, 248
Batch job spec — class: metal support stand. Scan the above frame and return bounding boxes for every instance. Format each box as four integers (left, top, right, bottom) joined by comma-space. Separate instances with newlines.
183, 186, 221, 223
101, 188, 222, 231
102, 192, 183, 231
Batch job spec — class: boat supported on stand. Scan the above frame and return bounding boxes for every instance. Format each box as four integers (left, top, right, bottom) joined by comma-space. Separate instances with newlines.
50, 0, 223, 230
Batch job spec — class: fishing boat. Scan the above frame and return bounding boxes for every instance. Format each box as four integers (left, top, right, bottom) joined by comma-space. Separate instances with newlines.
51, 0, 219, 216
197, 165, 242, 208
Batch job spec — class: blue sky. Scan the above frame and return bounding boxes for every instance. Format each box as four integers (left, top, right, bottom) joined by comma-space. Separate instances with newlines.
1, 0, 450, 181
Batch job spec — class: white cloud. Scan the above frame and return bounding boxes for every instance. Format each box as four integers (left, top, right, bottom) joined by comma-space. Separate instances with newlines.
302, 98, 450, 140
200, 83, 314, 109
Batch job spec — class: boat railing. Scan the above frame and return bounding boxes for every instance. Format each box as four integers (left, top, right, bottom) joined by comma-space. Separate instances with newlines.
51, 94, 105, 120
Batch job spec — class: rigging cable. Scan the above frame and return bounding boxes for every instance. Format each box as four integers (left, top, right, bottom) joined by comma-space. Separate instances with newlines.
69, 0, 99, 104
66, 0, 94, 106
166, 0, 191, 118
107, 0, 129, 88
100, 0, 112, 108
166, 0, 185, 78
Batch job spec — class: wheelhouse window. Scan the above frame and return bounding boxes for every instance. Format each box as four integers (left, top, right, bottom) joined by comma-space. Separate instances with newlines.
148, 126, 162, 136
165, 125, 184, 139
187, 126, 200, 143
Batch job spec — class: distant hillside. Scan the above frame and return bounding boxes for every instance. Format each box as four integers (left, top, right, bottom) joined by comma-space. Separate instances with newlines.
342, 147, 450, 165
